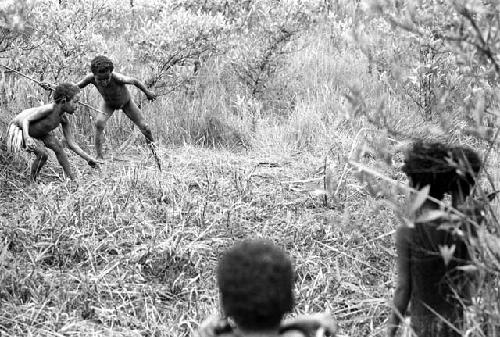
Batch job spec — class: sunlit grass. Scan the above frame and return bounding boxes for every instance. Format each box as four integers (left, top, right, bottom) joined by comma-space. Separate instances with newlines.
1, 16, 499, 337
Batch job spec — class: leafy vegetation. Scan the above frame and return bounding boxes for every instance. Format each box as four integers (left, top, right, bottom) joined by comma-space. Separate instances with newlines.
1, 0, 500, 336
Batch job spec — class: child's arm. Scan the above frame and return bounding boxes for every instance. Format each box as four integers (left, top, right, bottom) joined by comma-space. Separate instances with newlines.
60, 115, 100, 166
76, 74, 95, 89
388, 227, 412, 337
195, 313, 234, 337
280, 312, 337, 337
113, 72, 157, 100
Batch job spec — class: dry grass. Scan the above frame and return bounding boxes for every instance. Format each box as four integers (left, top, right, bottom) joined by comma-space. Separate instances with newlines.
0, 142, 398, 337
1, 17, 499, 337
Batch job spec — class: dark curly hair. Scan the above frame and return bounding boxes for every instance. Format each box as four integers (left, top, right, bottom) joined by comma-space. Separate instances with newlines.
217, 239, 294, 331
402, 141, 481, 200
90, 55, 114, 74
53, 83, 80, 103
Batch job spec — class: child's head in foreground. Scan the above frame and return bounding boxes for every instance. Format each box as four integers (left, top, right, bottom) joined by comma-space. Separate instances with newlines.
402, 141, 481, 202
217, 239, 294, 332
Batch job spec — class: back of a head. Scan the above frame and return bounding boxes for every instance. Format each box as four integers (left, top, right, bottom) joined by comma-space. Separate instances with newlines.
402, 140, 481, 200
217, 239, 294, 332
53, 83, 80, 103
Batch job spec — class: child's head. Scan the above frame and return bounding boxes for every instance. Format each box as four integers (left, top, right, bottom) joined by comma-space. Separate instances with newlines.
402, 140, 481, 201
217, 239, 294, 332
53, 83, 80, 112
90, 55, 114, 74
90, 55, 113, 86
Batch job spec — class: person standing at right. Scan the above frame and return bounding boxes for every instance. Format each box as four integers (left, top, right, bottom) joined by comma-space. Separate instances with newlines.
388, 141, 482, 337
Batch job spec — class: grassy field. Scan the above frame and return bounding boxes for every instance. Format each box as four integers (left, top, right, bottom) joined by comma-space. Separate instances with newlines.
1, 9, 499, 336
1, 140, 399, 336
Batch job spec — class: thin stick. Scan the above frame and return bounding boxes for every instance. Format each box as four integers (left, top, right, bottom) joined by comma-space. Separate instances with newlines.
76, 100, 101, 115
148, 142, 162, 172
323, 156, 328, 207
349, 160, 466, 218
315, 240, 386, 275
333, 127, 375, 197
0, 63, 103, 115
0, 63, 44, 87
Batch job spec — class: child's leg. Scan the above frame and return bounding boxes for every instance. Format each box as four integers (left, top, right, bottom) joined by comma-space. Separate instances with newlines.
122, 100, 161, 170
122, 100, 154, 143
28, 142, 49, 181
42, 133, 74, 180
95, 104, 114, 159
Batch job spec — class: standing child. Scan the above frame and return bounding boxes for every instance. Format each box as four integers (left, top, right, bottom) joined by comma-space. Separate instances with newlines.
388, 141, 482, 337
197, 239, 337, 337
6, 83, 99, 181
76, 55, 160, 168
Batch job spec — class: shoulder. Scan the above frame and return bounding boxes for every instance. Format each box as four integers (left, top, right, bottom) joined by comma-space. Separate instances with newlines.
83, 73, 95, 82
280, 313, 337, 337
281, 331, 306, 337
113, 72, 136, 84
78, 73, 95, 87
112, 72, 126, 81
20, 104, 53, 118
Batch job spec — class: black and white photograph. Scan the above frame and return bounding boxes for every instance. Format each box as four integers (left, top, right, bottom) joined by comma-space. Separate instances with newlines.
1, 1, 500, 336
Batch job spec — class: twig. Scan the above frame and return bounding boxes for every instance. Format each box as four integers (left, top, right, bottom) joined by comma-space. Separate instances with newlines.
322, 156, 328, 207
0, 63, 103, 116
281, 177, 323, 184
348, 160, 465, 218
315, 240, 386, 275
333, 128, 385, 197
0, 63, 45, 87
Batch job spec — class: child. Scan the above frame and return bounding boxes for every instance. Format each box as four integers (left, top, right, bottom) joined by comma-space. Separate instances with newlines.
197, 239, 337, 337
388, 141, 482, 337
6, 83, 99, 181
76, 55, 160, 168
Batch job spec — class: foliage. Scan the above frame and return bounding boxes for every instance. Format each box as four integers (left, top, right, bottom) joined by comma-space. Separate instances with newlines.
1, 0, 500, 336
350, 0, 500, 334
0, 0, 29, 52
132, 4, 230, 91
227, 0, 320, 99
9, 1, 109, 81
354, 0, 499, 125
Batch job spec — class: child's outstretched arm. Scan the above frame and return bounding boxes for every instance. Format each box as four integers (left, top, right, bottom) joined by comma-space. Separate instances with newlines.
113, 73, 157, 101
388, 227, 412, 337
61, 115, 100, 167
76, 74, 94, 89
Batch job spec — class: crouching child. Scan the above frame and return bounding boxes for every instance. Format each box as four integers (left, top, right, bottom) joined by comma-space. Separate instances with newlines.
6, 83, 100, 181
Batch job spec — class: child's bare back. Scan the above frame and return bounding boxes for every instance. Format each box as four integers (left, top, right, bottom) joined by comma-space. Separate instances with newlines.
12, 104, 64, 139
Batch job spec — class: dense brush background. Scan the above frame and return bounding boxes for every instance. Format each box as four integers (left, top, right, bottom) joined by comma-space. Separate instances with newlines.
1, 0, 500, 336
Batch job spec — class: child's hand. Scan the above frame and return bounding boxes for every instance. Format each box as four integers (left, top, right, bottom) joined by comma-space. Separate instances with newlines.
196, 314, 233, 337
25, 137, 37, 151
40, 82, 55, 91
88, 158, 104, 168
146, 92, 157, 101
